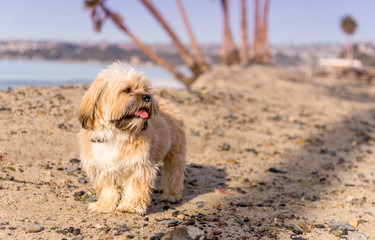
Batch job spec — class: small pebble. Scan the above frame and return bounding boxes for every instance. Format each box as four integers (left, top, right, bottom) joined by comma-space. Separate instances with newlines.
66, 165, 79, 173
297, 222, 310, 233
164, 220, 178, 227
222, 143, 231, 151
172, 210, 180, 217
205, 231, 215, 240
329, 228, 342, 237
213, 230, 222, 235
74, 191, 85, 197
314, 224, 325, 228
73, 228, 80, 235
78, 178, 88, 184
268, 167, 287, 174
183, 219, 195, 226
338, 223, 356, 231
25, 222, 43, 233
215, 129, 224, 136
96, 226, 111, 233
70, 158, 81, 164
162, 226, 203, 240
4, 167, 15, 172
320, 149, 336, 156
236, 218, 244, 225
58, 123, 68, 130
286, 223, 304, 235
41, 164, 50, 169
236, 202, 248, 207
0, 106, 11, 111
71, 237, 83, 240
177, 214, 185, 220
218, 221, 227, 228
349, 220, 358, 228
87, 196, 98, 202
347, 232, 368, 240
74, 191, 85, 200
112, 224, 131, 235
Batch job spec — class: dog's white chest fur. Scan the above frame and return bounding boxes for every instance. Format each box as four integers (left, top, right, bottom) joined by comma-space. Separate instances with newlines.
91, 141, 122, 172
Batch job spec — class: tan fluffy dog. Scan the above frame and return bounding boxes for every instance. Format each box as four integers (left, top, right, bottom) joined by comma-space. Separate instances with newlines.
78, 62, 186, 214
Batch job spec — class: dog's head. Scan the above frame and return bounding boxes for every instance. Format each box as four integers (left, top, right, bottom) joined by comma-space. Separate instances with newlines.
78, 62, 159, 134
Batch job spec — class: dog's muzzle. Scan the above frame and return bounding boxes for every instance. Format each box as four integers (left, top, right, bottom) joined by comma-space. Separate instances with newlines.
141, 94, 151, 103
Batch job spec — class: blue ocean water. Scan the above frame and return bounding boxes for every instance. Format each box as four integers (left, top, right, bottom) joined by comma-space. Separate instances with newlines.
0, 59, 184, 89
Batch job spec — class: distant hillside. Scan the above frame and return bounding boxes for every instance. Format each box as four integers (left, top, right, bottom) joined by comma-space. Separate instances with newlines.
0, 41, 220, 66
3, 40, 375, 70
0, 43, 178, 64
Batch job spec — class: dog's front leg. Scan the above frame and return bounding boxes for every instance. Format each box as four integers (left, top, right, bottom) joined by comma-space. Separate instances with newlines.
88, 182, 120, 212
116, 163, 157, 215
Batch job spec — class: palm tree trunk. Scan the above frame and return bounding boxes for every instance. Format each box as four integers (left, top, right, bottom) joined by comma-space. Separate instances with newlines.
140, 0, 203, 78
175, 0, 209, 71
100, 4, 194, 89
347, 35, 354, 60
261, 0, 270, 63
252, 0, 260, 61
220, 0, 240, 65
240, 0, 248, 63
220, 0, 230, 65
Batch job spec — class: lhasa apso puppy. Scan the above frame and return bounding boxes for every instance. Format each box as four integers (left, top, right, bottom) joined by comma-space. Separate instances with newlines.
78, 62, 186, 214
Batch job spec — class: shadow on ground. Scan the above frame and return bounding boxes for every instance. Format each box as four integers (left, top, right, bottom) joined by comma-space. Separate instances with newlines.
320, 81, 375, 103
217, 87, 375, 238
148, 163, 228, 214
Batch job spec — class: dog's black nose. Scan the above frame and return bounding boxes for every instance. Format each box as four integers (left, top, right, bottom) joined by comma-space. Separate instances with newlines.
141, 94, 151, 102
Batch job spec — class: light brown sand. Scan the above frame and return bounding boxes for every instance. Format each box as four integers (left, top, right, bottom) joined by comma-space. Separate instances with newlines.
1, 65, 375, 239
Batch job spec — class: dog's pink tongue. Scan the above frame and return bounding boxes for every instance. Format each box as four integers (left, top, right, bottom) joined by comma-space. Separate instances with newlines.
138, 109, 149, 119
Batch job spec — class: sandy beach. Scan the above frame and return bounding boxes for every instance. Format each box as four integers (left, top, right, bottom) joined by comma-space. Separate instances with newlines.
1, 65, 375, 239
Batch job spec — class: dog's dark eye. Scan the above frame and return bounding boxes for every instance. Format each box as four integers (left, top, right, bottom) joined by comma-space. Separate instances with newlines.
123, 87, 132, 94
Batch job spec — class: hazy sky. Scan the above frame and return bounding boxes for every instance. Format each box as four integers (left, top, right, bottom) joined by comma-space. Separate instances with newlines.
1, 0, 374, 45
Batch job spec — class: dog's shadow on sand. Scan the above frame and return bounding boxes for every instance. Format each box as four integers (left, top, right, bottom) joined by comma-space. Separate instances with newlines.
147, 163, 227, 214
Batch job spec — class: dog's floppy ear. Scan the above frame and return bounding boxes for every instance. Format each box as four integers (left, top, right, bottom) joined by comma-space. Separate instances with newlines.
78, 79, 107, 130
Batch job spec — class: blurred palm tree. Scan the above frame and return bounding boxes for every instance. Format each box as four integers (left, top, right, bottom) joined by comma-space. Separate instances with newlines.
252, 0, 270, 63
175, 0, 209, 72
240, 0, 248, 63
140, 0, 206, 79
84, 0, 273, 88
84, 0, 204, 89
341, 15, 357, 60
220, 0, 240, 65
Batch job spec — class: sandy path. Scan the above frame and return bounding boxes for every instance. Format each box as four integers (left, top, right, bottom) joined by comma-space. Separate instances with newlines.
0, 65, 375, 239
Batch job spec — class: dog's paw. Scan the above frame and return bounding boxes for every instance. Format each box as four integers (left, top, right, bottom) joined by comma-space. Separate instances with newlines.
88, 202, 115, 213
116, 203, 147, 215
158, 194, 182, 204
